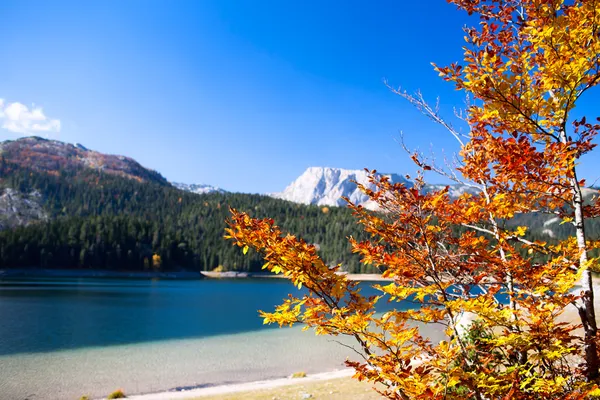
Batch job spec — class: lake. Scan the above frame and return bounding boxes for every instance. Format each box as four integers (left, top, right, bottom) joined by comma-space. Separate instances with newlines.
0, 277, 443, 400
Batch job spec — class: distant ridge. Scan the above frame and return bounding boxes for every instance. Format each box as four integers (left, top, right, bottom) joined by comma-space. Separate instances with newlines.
270, 166, 479, 209
172, 182, 226, 195
0, 136, 168, 185
2, 137, 600, 273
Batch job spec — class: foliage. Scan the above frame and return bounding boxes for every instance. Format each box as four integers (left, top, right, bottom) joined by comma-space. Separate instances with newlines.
212, 265, 225, 272
226, 176, 590, 399
107, 389, 126, 399
152, 254, 162, 271
226, 1, 600, 398
291, 371, 307, 378
3, 157, 600, 274
436, 0, 600, 384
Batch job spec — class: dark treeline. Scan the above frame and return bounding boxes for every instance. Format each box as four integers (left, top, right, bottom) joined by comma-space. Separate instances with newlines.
505, 212, 600, 266
0, 162, 374, 273
3, 160, 600, 273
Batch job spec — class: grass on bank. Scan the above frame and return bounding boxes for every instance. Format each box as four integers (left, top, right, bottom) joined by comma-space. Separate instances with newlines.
193, 376, 382, 400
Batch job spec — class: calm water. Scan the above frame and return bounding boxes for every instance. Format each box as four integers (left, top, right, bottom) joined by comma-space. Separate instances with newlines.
0, 278, 299, 356
0, 277, 422, 400
0, 278, 400, 356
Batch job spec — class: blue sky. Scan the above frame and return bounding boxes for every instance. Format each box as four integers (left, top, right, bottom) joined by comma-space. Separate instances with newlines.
0, 1, 599, 193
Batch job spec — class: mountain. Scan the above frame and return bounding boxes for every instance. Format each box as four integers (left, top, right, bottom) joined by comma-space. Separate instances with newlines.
271, 167, 479, 208
0, 138, 371, 273
172, 182, 226, 195
270, 167, 600, 241
271, 167, 410, 209
2, 137, 599, 274
0, 136, 168, 185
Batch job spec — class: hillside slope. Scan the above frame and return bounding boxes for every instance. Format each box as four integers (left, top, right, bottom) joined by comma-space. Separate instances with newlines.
0, 188, 48, 230
2, 137, 600, 274
0, 142, 369, 272
0, 136, 167, 185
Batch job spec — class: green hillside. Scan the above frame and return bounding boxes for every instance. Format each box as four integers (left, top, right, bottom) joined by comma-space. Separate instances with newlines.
0, 160, 370, 273
2, 137, 600, 274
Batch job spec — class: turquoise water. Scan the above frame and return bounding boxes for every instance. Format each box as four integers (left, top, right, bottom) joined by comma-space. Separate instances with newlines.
0, 278, 406, 356
0, 277, 425, 400
0, 278, 400, 356
0, 278, 296, 355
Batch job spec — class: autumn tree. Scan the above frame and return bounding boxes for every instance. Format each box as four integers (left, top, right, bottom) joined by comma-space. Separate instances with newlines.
226, 1, 600, 398
434, 0, 600, 380
152, 253, 162, 271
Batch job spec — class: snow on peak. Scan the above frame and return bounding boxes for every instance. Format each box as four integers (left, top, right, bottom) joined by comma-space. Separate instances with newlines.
172, 182, 226, 195
271, 167, 410, 209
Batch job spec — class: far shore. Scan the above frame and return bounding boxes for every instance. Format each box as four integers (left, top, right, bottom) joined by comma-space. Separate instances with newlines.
200, 271, 391, 281
0, 268, 390, 282
0, 268, 204, 280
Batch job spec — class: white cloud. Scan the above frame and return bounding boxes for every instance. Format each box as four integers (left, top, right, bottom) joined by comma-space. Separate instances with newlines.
0, 99, 61, 136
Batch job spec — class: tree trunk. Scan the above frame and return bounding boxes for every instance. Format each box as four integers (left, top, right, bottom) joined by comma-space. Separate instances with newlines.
560, 130, 599, 380
573, 179, 599, 381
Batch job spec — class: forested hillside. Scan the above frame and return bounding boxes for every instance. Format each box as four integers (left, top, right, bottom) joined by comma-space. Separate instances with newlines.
2, 137, 600, 274
0, 158, 370, 273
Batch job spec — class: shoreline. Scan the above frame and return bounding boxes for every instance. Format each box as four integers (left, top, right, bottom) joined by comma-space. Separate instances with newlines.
201, 271, 391, 282
124, 369, 355, 400
0, 269, 390, 281
0, 268, 204, 280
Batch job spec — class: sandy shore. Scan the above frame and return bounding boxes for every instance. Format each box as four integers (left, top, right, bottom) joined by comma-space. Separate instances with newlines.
1, 325, 381, 400
124, 369, 355, 400
0, 269, 389, 281
201, 271, 391, 281
344, 273, 391, 281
